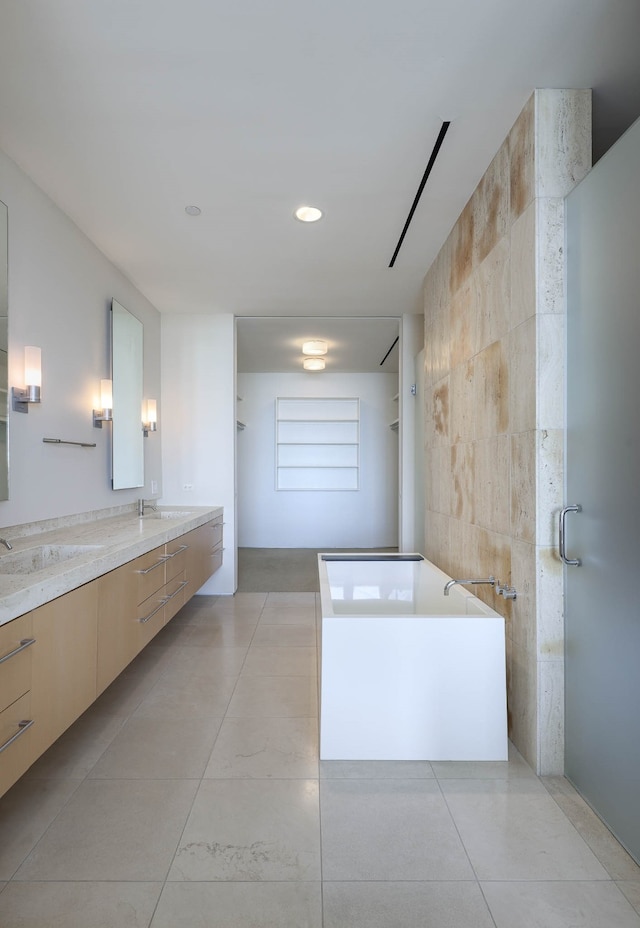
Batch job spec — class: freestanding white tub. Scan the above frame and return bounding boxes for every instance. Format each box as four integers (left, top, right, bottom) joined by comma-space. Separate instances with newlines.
317, 553, 508, 761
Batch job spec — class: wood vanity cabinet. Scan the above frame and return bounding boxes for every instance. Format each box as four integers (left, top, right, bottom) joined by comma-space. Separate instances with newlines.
0, 613, 35, 796
184, 515, 223, 598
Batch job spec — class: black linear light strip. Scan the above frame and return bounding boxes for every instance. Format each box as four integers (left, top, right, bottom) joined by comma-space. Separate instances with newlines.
380, 335, 399, 367
388, 120, 451, 268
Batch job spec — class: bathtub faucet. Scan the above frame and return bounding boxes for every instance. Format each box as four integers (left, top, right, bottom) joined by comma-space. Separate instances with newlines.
443, 576, 495, 596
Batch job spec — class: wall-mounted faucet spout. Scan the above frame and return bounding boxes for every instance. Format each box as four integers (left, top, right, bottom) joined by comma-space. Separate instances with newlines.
443, 576, 495, 596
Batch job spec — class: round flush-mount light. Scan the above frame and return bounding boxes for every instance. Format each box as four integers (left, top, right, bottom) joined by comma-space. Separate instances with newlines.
294, 205, 323, 223
302, 339, 328, 356
185, 205, 201, 216
303, 357, 325, 371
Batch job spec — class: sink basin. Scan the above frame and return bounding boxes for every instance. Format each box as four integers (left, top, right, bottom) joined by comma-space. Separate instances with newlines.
147, 510, 195, 520
0, 544, 104, 575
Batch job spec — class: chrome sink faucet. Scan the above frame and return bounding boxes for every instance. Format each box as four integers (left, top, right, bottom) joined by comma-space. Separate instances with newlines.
444, 576, 495, 596
0, 537, 12, 550
137, 499, 157, 517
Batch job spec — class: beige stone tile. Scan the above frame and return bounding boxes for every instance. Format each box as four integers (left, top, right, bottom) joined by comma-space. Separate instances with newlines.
450, 442, 475, 523
543, 777, 640, 882
266, 592, 316, 606
168, 779, 321, 881
510, 540, 536, 654
88, 716, 221, 779
320, 759, 434, 779
426, 443, 451, 516
511, 431, 536, 544
0, 778, 81, 881
424, 511, 451, 573
132, 665, 237, 720
14, 778, 198, 881
510, 200, 536, 328
450, 359, 475, 443
176, 622, 255, 647
507, 640, 537, 769
24, 712, 126, 780
509, 92, 535, 221
535, 88, 592, 198
450, 197, 475, 294
251, 623, 317, 647
618, 883, 640, 916
476, 237, 510, 352
474, 435, 510, 535
429, 377, 450, 446
536, 545, 564, 660
323, 882, 495, 928
168, 644, 248, 675
537, 660, 564, 775
432, 742, 536, 780
536, 196, 566, 314
475, 339, 509, 439
242, 645, 317, 677
483, 880, 640, 928
259, 604, 316, 626
441, 777, 608, 881
450, 274, 478, 368
90, 669, 158, 718
509, 317, 536, 434
226, 674, 318, 718
204, 716, 318, 779
152, 881, 322, 928
536, 428, 564, 547
321, 778, 474, 881
537, 312, 565, 430
0, 881, 162, 928
473, 143, 510, 267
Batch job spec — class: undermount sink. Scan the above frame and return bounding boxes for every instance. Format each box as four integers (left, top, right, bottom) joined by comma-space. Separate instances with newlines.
0, 544, 104, 576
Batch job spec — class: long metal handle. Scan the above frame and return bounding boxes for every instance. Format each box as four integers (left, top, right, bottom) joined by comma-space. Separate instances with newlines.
165, 579, 188, 600
164, 545, 188, 558
0, 638, 36, 666
138, 598, 168, 624
136, 557, 169, 575
560, 504, 582, 566
0, 719, 35, 754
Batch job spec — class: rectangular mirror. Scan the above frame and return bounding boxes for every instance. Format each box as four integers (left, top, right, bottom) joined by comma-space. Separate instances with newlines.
111, 298, 144, 489
0, 200, 7, 500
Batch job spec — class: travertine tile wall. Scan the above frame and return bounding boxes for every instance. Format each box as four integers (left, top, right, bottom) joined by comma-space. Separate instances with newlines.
423, 90, 591, 773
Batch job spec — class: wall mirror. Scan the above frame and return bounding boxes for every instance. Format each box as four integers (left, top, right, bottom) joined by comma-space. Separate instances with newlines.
0, 201, 8, 500
111, 298, 144, 489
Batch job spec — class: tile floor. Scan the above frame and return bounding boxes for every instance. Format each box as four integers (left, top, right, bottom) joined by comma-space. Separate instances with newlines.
0, 591, 639, 927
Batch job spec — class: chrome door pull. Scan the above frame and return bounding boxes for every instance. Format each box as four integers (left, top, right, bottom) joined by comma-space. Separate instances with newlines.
560, 505, 582, 566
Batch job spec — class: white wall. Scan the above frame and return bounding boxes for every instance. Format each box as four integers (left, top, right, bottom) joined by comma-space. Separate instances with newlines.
237, 371, 398, 548
0, 147, 162, 528
399, 313, 424, 551
160, 314, 236, 594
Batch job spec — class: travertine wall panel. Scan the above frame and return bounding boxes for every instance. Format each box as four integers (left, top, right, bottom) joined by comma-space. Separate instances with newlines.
422, 89, 591, 773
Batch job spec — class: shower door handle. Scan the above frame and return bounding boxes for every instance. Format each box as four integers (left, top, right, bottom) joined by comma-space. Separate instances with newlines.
559, 505, 582, 566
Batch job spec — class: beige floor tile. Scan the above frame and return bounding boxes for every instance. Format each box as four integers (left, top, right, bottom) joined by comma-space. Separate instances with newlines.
266, 592, 317, 606
0, 779, 80, 880
14, 778, 198, 881
125, 644, 175, 680
320, 759, 434, 779
133, 666, 237, 719
0, 881, 162, 928
320, 778, 474, 881
180, 623, 255, 647
618, 882, 640, 915
168, 644, 248, 675
323, 881, 495, 928
150, 620, 199, 648
151, 881, 322, 927
24, 712, 126, 780
90, 669, 158, 718
88, 716, 221, 779
441, 778, 609, 881
226, 675, 318, 718
259, 605, 317, 626
251, 624, 317, 647
168, 778, 321, 881
204, 716, 318, 779
242, 646, 317, 676
482, 880, 640, 928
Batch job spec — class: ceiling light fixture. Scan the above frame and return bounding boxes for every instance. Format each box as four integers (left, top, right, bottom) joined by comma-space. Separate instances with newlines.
302, 339, 328, 356
294, 205, 323, 223
185, 205, 201, 216
303, 357, 325, 372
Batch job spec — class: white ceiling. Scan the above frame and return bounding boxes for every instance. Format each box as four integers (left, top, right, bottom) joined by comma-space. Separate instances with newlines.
1, 1, 640, 371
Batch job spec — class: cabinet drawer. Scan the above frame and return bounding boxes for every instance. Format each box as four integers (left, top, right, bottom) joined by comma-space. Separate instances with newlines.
164, 572, 188, 623
136, 589, 166, 647
136, 545, 168, 602
0, 692, 34, 796
165, 540, 188, 582
0, 615, 35, 713
210, 519, 223, 549
211, 542, 223, 575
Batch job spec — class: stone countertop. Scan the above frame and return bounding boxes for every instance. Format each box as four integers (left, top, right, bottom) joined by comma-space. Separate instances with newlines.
0, 505, 222, 627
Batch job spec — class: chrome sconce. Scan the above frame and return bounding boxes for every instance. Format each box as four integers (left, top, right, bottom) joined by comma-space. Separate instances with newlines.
93, 379, 113, 428
142, 398, 157, 437
12, 346, 42, 413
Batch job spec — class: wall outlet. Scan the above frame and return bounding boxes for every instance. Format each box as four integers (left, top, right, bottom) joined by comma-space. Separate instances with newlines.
151, 479, 158, 494
183, 483, 194, 491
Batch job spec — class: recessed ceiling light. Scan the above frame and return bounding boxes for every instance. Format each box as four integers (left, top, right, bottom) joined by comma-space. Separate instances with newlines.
302, 339, 328, 356
303, 357, 325, 371
185, 205, 201, 216
294, 205, 323, 223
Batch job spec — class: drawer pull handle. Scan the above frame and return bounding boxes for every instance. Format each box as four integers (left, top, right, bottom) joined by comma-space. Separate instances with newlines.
165, 545, 188, 558
0, 638, 36, 666
138, 599, 168, 624
0, 718, 34, 755
136, 557, 170, 575
165, 580, 189, 601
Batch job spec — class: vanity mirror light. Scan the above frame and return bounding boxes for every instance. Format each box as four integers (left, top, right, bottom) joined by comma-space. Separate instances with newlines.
0, 200, 8, 500
111, 299, 144, 489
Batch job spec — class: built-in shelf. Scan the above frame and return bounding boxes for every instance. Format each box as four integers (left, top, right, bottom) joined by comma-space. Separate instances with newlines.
276, 397, 359, 490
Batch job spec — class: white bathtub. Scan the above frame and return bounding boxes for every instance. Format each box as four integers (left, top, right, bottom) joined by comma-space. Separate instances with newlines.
317, 553, 508, 761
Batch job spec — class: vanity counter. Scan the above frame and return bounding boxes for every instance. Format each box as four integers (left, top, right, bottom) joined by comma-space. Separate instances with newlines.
0, 505, 222, 626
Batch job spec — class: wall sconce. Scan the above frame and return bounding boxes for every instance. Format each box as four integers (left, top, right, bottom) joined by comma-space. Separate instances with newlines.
303, 357, 325, 371
12, 346, 42, 413
93, 379, 113, 428
142, 398, 157, 437
302, 339, 328, 356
